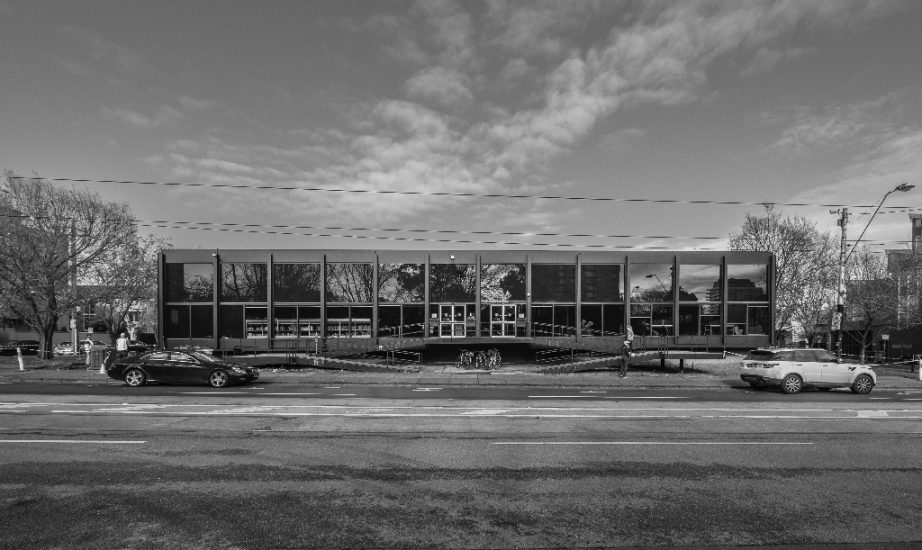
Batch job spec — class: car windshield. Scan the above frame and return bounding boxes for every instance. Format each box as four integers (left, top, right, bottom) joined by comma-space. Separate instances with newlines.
744, 350, 778, 361
189, 352, 221, 363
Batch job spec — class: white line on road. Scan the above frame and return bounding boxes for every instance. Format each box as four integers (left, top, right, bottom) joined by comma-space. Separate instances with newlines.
492, 441, 814, 446
0, 440, 146, 444
527, 396, 686, 399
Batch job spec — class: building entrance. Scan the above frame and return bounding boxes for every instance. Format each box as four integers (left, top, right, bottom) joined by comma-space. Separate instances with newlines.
489, 304, 518, 336
435, 304, 474, 338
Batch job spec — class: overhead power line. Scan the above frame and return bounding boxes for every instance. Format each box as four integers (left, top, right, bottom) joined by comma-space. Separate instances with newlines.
136, 222, 723, 250
8, 174, 918, 211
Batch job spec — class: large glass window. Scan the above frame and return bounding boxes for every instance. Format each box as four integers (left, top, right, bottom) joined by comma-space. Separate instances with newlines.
531, 305, 576, 336
727, 304, 770, 335
679, 303, 722, 336
379, 305, 425, 338
727, 264, 769, 301
429, 264, 476, 302
481, 264, 526, 302
221, 263, 267, 302
326, 263, 374, 302
579, 304, 625, 336
326, 305, 373, 338
630, 264, 673, 302
273, 305, 321, 338
165, 304, 213, 339
581, 264, 623, 302
631, 304, 674, 336
679, 264, 721, 302
165, 263, 213, 302
378, 263, 425, 303
531, 264, 576, 302
273, 263, 321, 302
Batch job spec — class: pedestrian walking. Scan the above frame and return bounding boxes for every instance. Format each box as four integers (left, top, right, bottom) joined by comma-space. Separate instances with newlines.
83, 336, 94, 368
620, 340, 631, 378
116, 332, 129, 360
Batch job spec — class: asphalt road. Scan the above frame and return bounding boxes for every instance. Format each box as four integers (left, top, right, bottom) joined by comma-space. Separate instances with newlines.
2, 383, 922, 549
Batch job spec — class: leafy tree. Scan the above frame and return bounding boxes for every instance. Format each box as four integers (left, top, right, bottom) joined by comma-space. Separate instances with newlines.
844, 247, 900, 362
83, 232, 169, 344
0, 174, 136, 358
729, 208, 838, 345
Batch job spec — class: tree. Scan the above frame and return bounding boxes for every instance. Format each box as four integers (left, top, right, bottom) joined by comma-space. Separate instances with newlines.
0, 174, 135, 358
83, 233, 169, 344
729, 208, 838, 345
844, 247, 901, 362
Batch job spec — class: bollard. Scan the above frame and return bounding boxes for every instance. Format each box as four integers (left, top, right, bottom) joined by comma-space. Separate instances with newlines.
917, 357, 922, 381
17, 346, 24, 371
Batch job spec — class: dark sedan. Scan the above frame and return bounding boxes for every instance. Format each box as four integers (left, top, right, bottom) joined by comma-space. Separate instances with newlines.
106, 350, 260, 388
0, 340, 40, 356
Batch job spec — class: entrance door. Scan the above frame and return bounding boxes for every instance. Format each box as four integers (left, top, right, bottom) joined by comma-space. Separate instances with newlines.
439, 304, 467, 338
490, 304, 517, 336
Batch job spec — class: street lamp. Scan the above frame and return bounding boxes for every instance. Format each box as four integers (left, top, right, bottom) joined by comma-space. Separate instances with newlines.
846, 183, 915, 264
834, 182, 915, 358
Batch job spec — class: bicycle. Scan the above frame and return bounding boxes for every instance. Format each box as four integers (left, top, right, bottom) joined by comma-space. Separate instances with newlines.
486, 348, 502, 370
474, 351, 487, 370
456, 349, 475, 369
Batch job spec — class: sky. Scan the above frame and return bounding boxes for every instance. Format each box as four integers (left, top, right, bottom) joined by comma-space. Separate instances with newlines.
2, 0, 921, 253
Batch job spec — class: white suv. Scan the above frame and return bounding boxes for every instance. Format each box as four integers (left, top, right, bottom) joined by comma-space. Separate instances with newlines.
740, 348, 876, 394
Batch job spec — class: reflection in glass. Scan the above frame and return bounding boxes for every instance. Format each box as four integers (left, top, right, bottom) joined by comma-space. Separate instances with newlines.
531, 265, 576, 302
273, 264, 321, 302
480, 264, 526, 302
581, 264, 623, 302
631, 304, 673, 336
378, 263, 425, 303
630, 264, 673, 302
679, 304, 721, 336
221, 263, 268, 302
326, 263, 374, 302
165, 263, 213, 302
727, 264, 769, 301
430, 264, 476, 302
679, 264, 721, 302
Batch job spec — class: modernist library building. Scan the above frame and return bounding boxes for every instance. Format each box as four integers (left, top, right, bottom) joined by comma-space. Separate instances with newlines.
160, 249, 775, 352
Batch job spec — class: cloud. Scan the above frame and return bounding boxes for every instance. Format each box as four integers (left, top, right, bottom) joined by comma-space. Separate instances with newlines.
61, 26, 144, 72
146, 1, 906, 233
740, 46, 811, 77
404, 67, 473, 108
178, 96, 219, 111
101, 105, 184, 129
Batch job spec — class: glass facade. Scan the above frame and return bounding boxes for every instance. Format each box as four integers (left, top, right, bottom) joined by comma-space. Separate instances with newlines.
160, 251, 773, 349
273, 263, 321, 302
165, 263, 213, 302
326, 263, 374, 303
221, 263, 267, 302
430, 263, 476, 302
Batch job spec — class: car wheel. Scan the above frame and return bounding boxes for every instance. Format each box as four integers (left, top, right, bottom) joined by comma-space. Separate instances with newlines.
851, 374, 874, 394
209, 370, 230, 388
781, 374, 803, 394
124, 369, 146, 387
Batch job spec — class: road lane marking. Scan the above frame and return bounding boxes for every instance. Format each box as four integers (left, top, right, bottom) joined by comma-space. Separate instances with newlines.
527, 395, 685, 399
0, 440, 146, 444
413, 388, 443, 392
492, 441, 814, 446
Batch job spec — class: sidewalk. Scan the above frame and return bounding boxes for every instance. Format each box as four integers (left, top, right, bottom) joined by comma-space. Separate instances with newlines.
2, 359, 921, 390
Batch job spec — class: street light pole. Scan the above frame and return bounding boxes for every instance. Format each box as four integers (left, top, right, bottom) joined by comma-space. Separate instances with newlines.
833, 182, 915, 358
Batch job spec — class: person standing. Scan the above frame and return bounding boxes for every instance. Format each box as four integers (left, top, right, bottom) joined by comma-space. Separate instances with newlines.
83, 336, 94, 368
620, 339, 631, 378
116, 332, 129, 360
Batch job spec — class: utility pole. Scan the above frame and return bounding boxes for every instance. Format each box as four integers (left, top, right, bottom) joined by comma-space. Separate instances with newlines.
832, 208, 848, 358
